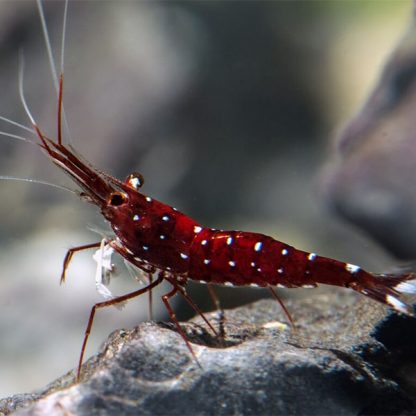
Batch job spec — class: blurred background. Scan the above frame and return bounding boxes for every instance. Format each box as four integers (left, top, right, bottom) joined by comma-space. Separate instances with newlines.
0, 0, 412, 397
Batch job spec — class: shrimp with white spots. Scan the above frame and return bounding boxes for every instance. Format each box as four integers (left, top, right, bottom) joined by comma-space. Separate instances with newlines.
2, 0, 416, 382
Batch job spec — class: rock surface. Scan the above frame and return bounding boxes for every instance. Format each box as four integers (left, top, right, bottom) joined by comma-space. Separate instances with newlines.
1, 291, 416, 415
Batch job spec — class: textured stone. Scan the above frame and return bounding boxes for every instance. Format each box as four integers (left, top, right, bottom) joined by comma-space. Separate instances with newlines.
322, 15, 416, 260
2, 291, 416, 415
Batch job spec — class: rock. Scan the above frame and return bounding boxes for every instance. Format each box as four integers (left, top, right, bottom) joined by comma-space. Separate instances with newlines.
322, 13, 416, 260
1, 291, 416, 415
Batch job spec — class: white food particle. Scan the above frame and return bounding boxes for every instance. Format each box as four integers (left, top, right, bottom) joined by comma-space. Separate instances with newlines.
250, 283, 260, 287
262, 321, 288, 330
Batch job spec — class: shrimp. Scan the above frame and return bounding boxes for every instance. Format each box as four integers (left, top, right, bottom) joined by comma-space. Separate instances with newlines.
2, 0, 416, 381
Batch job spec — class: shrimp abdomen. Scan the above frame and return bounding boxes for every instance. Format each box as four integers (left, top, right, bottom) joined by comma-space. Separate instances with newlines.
189, 229, 319, 287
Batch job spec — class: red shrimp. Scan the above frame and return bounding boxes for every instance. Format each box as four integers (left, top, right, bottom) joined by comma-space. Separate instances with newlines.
5, 0, 416, 381
28, 90, 416, 379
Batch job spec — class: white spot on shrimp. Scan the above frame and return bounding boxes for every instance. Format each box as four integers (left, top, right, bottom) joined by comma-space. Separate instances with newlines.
224, 282, 234, 287
281, 249, 288, 256
301, 285, 316, 289
133, 214, 140, 221
308, 253, 316, 261
345, 263, 360, 274
180, 253, 188, 260
277, 284, 286, 288
145, 196, 152, 202
251, 262, 256, 268
194, 226, 202, 234
125, 247, 133, 255
229, 260, 236, 267
226, 237, 233, 245
250, 283, 260, 287
277, 268, 284, 274
386, 294, 409, 314
257, 268, 262, 272
201, 240, 208, 246
199, 280, 207, 284
173, 207, 178, 211
160, 235, 166, 240
143, 246, 149, 251
134, 256, 141, 261
162, 215, 170, 222
254, 242, 263, 252
203, 259, 211, 265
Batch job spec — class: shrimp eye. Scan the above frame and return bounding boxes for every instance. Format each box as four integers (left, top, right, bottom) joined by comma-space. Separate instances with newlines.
109, 192, 127, 206
126, 172, 145, 190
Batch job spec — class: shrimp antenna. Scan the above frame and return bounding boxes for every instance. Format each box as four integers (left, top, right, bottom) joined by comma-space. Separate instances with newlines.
60, 0, 68, 74
36, 0, 72, 145
0, 130, 35, 145
0, 116, 36, 136
0, 175, 76, 195
18, 51, 37, 127
36, 0, 59, 94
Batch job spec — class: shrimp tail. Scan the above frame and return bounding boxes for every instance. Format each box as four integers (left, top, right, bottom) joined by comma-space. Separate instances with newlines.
355, 272, 416, 316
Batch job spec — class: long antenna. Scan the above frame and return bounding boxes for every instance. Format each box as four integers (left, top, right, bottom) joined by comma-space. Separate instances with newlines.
0, 175, 76, 194
0, 115, 36, 135
18, 51, 37, 127
36, 0, 59, 92
61, 0, 68, 74
0, 131, 34, 144
36, 0, 72, 145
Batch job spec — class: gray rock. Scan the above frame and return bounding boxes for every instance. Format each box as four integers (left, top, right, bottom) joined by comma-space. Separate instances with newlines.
322, 14, 416, 260
2, 291, 416, 415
